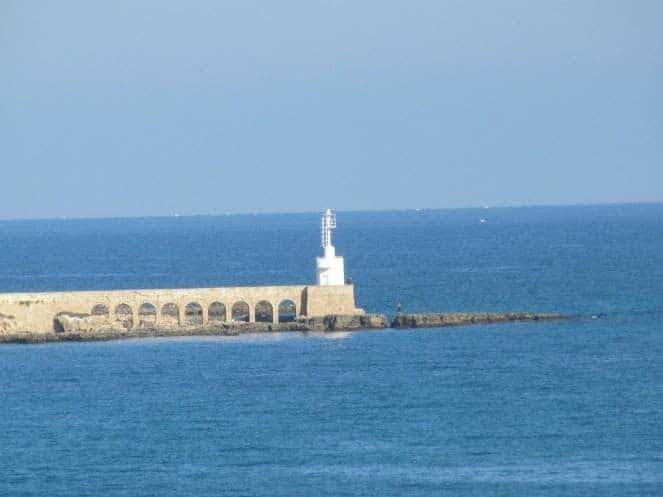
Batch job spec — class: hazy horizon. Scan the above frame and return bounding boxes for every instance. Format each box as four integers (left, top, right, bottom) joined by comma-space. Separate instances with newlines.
2, 1, 662, 219
0, 200, 660, 223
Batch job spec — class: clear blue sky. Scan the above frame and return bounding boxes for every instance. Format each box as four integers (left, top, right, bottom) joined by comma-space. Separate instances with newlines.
1, 1, 662, 219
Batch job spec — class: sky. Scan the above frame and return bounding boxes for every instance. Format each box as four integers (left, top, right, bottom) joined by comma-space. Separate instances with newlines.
1, 1, 662, 219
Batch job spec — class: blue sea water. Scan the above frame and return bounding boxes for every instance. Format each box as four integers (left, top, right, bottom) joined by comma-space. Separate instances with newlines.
0, 204, 662, 496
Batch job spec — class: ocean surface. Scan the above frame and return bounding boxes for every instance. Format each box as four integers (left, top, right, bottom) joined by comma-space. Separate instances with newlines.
0, 204, 662, 496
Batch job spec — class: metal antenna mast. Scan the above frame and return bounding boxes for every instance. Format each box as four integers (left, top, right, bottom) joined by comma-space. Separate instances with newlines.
321, 208, 336, 248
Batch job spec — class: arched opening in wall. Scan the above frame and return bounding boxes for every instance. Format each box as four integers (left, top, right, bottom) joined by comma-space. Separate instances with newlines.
208, 302, 226, 323
278, 299, 297, 323
161, 303, 180, 327
91, 304, 109, 318
231, 301, 250, 322
185, 303, 203, 326
138, 303, 157, 329
255, 301, 273, 323
115, 304, 133, 330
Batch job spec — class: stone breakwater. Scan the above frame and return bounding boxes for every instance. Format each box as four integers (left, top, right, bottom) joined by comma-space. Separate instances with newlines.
391, 312, 566, 329
0, 285, 364, 335
0, 312, 568, 344
0, 314, 389, 344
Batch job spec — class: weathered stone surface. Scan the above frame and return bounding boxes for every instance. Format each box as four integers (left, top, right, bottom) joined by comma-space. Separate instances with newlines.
53, 312, 114, 333
0, 312, 18, 334
299, 313, 389, 331
327, 313, 389, 330
0, 313, 390, 344
391, 312, 566, 329
0, 285, 363, 334
0, 309, 568, 344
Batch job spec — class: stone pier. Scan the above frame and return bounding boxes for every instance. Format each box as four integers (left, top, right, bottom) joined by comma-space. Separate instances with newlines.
0, 284, 363, 335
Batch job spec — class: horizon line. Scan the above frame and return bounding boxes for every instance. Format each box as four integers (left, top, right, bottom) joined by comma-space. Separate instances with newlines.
0, 200, 661, 223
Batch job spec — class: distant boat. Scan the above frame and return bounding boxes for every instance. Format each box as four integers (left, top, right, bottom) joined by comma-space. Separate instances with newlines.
480, 218, 487, 224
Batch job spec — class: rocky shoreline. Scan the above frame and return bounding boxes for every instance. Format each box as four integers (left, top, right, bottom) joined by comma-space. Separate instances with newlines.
0, 312, 567, 344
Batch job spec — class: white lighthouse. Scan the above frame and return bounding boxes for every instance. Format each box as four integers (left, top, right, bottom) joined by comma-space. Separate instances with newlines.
316, 209, 346, 286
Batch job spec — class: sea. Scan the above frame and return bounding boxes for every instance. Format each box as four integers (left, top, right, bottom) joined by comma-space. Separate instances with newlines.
0, 204, 661, 496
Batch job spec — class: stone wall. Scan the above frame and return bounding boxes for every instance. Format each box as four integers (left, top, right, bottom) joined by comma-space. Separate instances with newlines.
304, 285, 361, 317
0, 284, 363, 334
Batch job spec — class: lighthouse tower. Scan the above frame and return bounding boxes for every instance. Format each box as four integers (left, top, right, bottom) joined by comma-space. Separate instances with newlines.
316, 209, 346, 286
